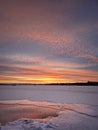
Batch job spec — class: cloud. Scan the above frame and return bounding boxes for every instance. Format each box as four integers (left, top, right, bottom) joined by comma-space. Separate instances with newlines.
0, 0, 98, 56
0, 59, 98, 83
0, 0, 98, 83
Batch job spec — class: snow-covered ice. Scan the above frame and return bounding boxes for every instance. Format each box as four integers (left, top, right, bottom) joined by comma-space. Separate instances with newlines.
0, 85, 98, 129
0, 100, 98, 130
1, 118, 55, 130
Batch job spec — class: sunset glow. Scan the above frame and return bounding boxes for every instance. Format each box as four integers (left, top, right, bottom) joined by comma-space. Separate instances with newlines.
0, 0, 98, 83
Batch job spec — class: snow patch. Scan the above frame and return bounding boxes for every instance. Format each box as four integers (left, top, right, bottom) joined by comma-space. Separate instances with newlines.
0, 118, 55, 130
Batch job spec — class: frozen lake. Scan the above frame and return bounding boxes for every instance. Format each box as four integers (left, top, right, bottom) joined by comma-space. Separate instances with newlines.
0, 85, 98, 105
0, 85, 98, 130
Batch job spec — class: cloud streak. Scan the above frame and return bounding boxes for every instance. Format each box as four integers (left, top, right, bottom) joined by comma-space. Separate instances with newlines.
0, 0, 98, 83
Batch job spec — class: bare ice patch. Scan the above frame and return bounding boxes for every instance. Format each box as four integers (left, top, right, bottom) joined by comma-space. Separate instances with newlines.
0, 100, 98, 130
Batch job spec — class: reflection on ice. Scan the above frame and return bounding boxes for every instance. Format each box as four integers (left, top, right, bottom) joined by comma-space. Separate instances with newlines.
0, 100, 98, 130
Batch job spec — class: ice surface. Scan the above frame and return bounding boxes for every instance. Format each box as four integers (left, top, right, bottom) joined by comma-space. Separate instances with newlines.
0, 85, 98, 105
0, 99, 55, 106
0, 100, 98, 130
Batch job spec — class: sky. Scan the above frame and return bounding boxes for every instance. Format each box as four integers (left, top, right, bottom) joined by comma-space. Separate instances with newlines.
0, 0, 98, 83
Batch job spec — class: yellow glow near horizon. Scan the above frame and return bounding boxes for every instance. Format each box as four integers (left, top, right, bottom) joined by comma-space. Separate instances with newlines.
0, 65, 98, 84
0, 76, 75, 84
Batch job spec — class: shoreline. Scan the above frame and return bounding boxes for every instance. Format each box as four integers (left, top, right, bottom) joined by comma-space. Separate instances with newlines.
0, 81, 98, 86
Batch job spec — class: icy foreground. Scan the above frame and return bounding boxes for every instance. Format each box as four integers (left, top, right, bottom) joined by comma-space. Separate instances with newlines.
0, 100, 98, 130
0, 119, 55, 130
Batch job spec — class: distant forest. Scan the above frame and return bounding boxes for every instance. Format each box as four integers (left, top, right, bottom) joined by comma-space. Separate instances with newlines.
0, 81, 98, 86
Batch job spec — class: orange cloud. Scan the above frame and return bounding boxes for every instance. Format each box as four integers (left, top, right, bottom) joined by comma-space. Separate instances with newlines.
0, 63, 98, 84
